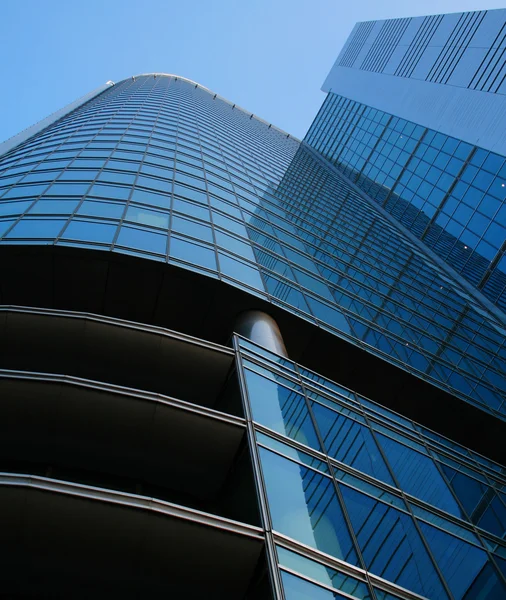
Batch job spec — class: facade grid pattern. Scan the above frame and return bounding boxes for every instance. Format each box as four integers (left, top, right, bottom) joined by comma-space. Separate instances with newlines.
305, 92, 506, 311
237, 337, 506, 600
0, 76, 505, 420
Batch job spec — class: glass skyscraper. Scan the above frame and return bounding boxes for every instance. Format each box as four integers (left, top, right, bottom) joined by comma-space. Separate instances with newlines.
306, 8, 506, 312
0, 11, 505, 600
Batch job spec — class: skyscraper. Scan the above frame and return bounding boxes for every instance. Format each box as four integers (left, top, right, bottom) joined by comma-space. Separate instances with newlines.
0, 17, 505, 599
306, 8, 506, 312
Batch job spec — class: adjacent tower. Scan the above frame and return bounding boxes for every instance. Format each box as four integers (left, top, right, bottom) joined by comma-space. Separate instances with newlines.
306, 8, 506, 312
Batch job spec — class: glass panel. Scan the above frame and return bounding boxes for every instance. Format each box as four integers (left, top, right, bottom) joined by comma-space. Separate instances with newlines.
281, 571, 350, 600
172, 215, 213, 243
215, 230, 256, 261
244, 368, 320, 450
376, 433, 463, 517
170, 236, 216, 270
259, 448, 359, 565
339, 484, 448, 599
477, 495, 506, 538
0, 219, 16, 236
130, 188, 170, 209
77, 200, 124, 219
440, 463, 492, 518
116, 225, 167, 254
0, 200, 32, 216
277, 546, 371, 599
125, 205, 169, 229
219, 252, 264, 290
62, 220, 117, 244
311, 400, 394, 485
29, 199, 79, 214
256, 432, 328, 473
173, 197, 209, 220
5, 218, 66, 239
418, 521, 506, 599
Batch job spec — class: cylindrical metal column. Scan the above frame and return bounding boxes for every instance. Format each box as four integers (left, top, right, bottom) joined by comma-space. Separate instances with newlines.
235, 310, 289, 358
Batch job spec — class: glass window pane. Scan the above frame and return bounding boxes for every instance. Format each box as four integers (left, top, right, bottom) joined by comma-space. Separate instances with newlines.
377, 433, 463, 517
5, 218, 66, 239
44, 182, 89, 196
62, 220, 117, 244
277, 546, 371, 599
172, 215, 213, 243
311, 400, 394, 485
418, 521, 506, 599
259, 447, 359, 566
0, 219, 16, 236
244, 368, 320, 450
170, 236, 216, 270
130, 188, 170, 209
339, 484, 448, 599
88, 183, 130, 200
281, 571, 350, 600
219, 252, 264, 290
215, 230, 255, 261
29, 199, 79, 214
125, 205, 169, 229
77, 200, 124, 219
116, 225, 167, 254
173, 197, 209, 221
0, 200, 32, 216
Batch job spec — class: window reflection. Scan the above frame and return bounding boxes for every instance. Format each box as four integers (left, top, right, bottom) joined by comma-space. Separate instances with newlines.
340, 484, 448, 599
63, 220, 117, 243
418, 521, 506, 599
259, 447, 359, 566
281, 571, 350, 600
116, 225, 167, 254
376, 432, 463, 517
311, 400, 394, 485
277, 546, 371, 599
244, 368, 320, 450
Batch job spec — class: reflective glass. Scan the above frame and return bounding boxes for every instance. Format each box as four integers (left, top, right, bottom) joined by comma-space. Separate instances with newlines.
219, 252, 264, 290
62, 220, 117, 243
339, 484, 448, 598
170, 236, 216, 270
125, 205, 169, 229
130, 188, 170, 209
259, 448, 359, 565
0, 76, 504, 417
418, 521, 506, 599
311, 400, 394, 485
77, 200, 124, 218
376, 432, 463, 516
281, 571, 351, 600
172, 215, 213, 243
0, 200, 33, 216
244, 368, 320, 450
116, 225, 167, 254
277, 546, 371, 599
29, 199, 79, 214
5, 218, 66, 238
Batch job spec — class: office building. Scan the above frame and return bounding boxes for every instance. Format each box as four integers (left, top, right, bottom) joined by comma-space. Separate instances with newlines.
0, 22, 505, 599
306, 8, 506, 312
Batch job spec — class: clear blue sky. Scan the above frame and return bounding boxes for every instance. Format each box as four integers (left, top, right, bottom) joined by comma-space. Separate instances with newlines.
1, 0, 502, 142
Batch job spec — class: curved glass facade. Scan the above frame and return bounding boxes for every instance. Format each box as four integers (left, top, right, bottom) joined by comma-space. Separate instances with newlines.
0, 74, 504, 419
1, 68, 506, 599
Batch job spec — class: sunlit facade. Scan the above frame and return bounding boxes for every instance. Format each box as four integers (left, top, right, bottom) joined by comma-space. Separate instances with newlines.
307, 8, 506, 312
0, 66, 505, 598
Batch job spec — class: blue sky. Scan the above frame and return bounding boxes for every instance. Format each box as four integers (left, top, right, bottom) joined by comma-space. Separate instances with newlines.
2, 0, 503, 142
